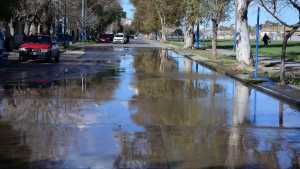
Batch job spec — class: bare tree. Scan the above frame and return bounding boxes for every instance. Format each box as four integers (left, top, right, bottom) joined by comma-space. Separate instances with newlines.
206, 0, 232, 59
182, 0, 206, 49
152, 0, 182, 42
235, 0, 252, 66
259, 0, 300, 84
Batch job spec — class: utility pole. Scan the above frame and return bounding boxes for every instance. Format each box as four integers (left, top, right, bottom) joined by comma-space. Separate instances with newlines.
195, 22, 200, 49
254, 7, 260, 78
53, 0, 56, 36
64, 0, 67, 35
233, 1, 237, 51
81, 0, 86, 41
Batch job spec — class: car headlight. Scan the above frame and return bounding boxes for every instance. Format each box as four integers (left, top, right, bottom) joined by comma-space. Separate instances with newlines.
19, 48, 27, 51
41, 49, 49, 53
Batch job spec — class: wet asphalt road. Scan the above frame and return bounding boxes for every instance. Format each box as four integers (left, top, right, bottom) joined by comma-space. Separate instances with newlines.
0, 44, 300, 169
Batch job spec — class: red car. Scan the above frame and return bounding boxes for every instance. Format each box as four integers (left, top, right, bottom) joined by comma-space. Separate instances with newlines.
19, 35, 60, 63
97, 34, 114, 43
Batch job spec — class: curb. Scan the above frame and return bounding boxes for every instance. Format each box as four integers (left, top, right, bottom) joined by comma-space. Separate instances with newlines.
164, 42, 300, 107
254, 84, 300, 106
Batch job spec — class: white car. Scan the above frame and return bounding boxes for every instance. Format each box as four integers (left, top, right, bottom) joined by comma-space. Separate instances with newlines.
113, 33, 128, 44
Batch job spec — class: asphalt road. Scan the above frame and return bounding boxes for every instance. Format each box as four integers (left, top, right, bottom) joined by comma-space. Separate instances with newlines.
0, 43, 300, 169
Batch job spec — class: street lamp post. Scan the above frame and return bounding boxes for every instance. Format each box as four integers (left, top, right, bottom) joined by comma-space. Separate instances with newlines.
254, 7, 260, 78
81, 0, 86, 41
195, 22, 200, 49
64, 0, 67, 35
233, 1, 238, 51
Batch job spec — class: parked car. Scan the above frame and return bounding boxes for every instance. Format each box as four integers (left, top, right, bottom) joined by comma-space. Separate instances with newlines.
97, 34, 114, 43
128, 35, 135, 39
56, 34, 73, 47
113, 33, 129, 44
19, 35, 60, 63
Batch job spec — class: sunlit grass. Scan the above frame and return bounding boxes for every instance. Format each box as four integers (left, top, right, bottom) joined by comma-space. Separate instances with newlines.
166, 40, 300, 62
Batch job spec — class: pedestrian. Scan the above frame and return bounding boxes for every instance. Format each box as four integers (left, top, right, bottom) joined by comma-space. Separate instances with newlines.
262, 33, 270, 47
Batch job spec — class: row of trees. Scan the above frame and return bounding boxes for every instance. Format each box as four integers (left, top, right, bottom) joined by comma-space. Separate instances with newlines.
0, 0, 125, 47
131, 0, 237, 60
132, 0, 300, 83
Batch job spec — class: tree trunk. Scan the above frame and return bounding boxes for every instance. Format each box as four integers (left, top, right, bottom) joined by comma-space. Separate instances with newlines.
280, 26, 298, 84
159, 49, 167, 72
280, 36, 288, 84
158, 12, 167, 42
8, 20, 14, 36
212, 19, 218, 59
227, 81, 251, 168
232, 81, 250, 126
235, 0, 251, 66
184, 23, 194, 49
30, 23, 37, 35
161, 24, 167, 42
184, 57, 193, 73
24, 22, 30, 36
14, 21, 24, 36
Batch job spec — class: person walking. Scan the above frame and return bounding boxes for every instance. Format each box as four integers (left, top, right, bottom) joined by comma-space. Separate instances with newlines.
262, 33, 270, 47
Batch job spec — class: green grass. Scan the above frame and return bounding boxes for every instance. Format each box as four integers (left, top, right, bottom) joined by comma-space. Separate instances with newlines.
165, 41, 184, 48
167, 40, 300, 62
77, 40, 97, 45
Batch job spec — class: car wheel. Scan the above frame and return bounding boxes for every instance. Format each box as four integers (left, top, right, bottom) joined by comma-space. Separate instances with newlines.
47, 55, 53, 63
46, 51, 55, 63
19, 54, 25, 63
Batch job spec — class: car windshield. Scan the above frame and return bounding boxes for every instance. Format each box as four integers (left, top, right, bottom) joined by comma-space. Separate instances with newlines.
115, 34, 124, 38
25, 36, 51, 44
100, 34, 112, 38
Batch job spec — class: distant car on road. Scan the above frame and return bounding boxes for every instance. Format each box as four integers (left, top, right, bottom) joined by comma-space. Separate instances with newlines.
113, 33, 129, 44
97, 34, 114, 43
19, 35, 60, 63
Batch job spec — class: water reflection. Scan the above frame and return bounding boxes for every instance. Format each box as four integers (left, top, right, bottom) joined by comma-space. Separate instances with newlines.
0, 71, 120, 168
127, 48, 300, 169
0, 48, 300, 169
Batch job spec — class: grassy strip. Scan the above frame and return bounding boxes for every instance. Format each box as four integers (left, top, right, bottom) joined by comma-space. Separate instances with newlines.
166, 40, 300, 62
164, 40, 300, 87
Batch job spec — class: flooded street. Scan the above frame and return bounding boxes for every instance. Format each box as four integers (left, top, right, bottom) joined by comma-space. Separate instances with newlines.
0, 47, 300, 169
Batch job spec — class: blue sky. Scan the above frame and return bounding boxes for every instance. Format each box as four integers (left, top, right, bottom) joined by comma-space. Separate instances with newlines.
246, 3, 297, 26
121, 0, 134, 19
121, 0, 298, 26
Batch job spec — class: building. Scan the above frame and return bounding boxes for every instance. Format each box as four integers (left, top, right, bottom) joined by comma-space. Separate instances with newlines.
260, 21, 300, 41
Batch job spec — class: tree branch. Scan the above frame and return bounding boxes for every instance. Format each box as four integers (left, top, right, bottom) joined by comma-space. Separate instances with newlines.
259, 0, 300, 28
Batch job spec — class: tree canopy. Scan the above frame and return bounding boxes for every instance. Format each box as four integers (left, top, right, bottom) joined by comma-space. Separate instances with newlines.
131, 0, 182, 40
0, 0, 18, 21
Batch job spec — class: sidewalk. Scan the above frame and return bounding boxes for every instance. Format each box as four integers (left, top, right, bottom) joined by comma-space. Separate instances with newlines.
154, 40, 300, 106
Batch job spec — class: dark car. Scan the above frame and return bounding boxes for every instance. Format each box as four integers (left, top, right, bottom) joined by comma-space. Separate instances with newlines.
19, 35, 60, 63
56, 34, 73, 46
97, 34, 114, 43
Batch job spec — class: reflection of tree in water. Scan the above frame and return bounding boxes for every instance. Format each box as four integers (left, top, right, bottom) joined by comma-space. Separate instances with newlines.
116, 49, 300, 169
134, 48, 177, 74
0, 122, 32, 169
227, 81, 300, 169
0, 72, 120, 167
112, 48, 230, 168
113, 127, 168, 169
133, 49, 213, 100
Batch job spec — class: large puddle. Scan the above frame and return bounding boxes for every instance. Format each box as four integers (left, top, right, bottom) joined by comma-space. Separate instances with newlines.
0, 47, 300, 169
